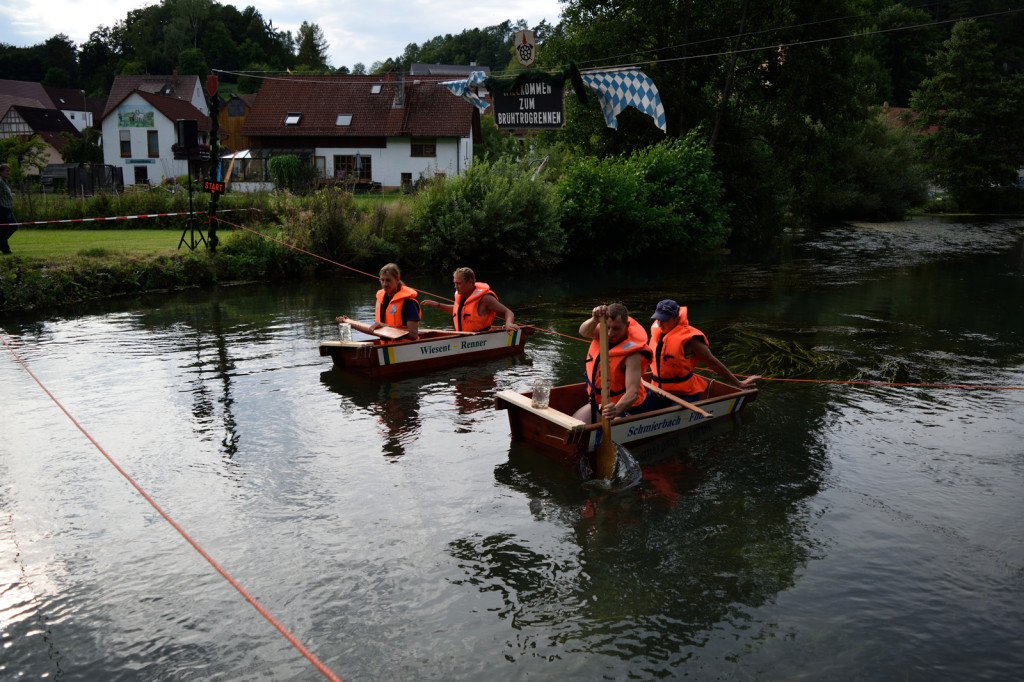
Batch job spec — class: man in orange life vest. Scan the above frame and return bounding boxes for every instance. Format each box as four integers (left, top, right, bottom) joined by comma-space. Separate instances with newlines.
337, 262, 420, 340
571, 303, 655, 424
421, 267, 516, 332
649, 299, 758, 408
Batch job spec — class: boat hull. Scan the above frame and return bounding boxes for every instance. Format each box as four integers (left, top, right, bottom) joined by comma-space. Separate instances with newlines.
320, 327, 534, 377
494, 380, 757, 471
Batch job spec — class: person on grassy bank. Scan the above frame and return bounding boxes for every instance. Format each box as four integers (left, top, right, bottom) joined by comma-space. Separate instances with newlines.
0, 164, 17, 255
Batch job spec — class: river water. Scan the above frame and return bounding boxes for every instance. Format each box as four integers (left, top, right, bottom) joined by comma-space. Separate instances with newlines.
2, 216, 1023, 681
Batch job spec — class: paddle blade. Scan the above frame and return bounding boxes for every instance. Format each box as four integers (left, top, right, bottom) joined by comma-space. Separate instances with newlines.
595, 422, 617, 480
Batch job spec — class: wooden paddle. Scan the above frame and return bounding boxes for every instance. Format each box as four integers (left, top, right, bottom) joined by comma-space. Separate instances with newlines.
339, 318, 409, 340
642, 379, 712, 417
595, 315, 618, 480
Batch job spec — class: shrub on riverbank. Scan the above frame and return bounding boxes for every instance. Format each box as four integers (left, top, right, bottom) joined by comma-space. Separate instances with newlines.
557, 133, 730, 264
402, 157, 565, 272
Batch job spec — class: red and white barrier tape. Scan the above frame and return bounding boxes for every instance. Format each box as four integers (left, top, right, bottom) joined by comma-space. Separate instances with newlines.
11, 208, 258, 227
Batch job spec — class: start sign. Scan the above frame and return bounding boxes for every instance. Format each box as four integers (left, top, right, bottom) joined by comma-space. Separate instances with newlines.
492, 81, 565, 130
204, 179, 225, 196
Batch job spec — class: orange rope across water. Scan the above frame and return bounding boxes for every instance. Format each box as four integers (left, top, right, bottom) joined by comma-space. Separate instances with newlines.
732, 375, 1024, 390
216, 217, 1024, 391
1, 335, 344, 682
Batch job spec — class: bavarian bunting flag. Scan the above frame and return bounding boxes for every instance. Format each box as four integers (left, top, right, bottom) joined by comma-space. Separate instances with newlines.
440, 71, 490, 113
580, 69, 667, 133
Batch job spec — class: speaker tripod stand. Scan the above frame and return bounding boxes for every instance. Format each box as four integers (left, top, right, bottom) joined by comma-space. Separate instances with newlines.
177, 149, 207, 251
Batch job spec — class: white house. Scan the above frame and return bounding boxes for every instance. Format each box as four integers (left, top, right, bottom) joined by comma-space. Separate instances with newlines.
241, 72, 480, 191
100, 90, 211, 185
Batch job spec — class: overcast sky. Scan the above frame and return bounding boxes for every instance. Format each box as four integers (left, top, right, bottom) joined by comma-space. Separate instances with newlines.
0, 0, 564, 73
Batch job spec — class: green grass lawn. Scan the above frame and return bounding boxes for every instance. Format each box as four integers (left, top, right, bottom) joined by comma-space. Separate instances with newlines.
5, 228, 238, 259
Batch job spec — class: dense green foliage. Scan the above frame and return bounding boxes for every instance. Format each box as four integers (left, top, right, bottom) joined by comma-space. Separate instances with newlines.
404, 158, 564, 272
557, 133, 728, 264
911, 21, 1024, 211
59, 128, 104, 164
0, 137, 48, 178
266, 155, 317, 195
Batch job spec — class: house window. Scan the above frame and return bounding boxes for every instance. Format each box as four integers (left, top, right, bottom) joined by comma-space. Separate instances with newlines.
333, 154, 371, 181
284, 112, 302, 126
120, 129, 131, 157
228, 99, 245, 116
371, 85, 382, 94
336, 114, 352, 126
401, 173, 412, 189
411, 137, 436, 158
134, 166, 148, 184
147, 130, 159, 158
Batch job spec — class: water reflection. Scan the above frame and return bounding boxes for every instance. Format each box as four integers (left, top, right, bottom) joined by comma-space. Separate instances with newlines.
319, 369, 422, 458
474, 402, 828, 668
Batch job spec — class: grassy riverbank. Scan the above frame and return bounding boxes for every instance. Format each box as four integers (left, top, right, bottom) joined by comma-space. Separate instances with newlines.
0, 225, 319, 312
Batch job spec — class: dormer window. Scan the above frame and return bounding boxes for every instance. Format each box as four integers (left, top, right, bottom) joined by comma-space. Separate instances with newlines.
284, 112, 302, 126
336, 114, 352, 126
371, 85, 382, 94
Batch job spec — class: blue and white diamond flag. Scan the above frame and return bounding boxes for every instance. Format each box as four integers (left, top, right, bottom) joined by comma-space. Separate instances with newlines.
440, 70, 490, 113
580, 69, 667, 133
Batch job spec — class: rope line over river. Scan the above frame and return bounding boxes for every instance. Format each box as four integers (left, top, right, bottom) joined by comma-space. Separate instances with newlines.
214, 216, 1024, 392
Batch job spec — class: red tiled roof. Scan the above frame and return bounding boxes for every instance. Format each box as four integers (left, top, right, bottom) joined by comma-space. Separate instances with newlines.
43, 85, 87, 111
242, 74, 475, 138
12, 105, 79, 135
103, 89, 210, 130
0, 79, 50, 107
102, 74, 203, 120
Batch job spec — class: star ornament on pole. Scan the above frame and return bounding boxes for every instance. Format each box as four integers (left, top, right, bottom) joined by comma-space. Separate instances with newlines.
514, 30, 536, 67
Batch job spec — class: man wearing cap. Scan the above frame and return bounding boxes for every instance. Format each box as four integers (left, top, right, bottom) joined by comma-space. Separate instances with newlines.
649, 299, 758, 407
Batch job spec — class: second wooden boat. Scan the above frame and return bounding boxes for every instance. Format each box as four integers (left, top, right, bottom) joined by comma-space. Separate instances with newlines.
320, 326, 534, 377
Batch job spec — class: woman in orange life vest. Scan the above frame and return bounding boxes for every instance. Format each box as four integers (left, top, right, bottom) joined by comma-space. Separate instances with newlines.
649, 299, 758, 409
421, 267, 517, 332
571, 303, 655, 424
337, 263, 421, 340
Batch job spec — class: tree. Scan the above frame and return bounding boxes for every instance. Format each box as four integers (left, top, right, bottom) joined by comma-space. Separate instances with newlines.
911, 20, 1024, 209
177, 47, 209, 77
0, 136, 49, 177
60, 129, 104, 164
296, 21, 330, 70
352, 62, 366, 75
42, 67, 70, 87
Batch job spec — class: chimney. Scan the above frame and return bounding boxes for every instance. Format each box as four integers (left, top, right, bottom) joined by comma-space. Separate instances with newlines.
393, 69, 405, 108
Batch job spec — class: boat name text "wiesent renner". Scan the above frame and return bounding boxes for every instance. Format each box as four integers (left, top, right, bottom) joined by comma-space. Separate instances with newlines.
419, 339, 489, 355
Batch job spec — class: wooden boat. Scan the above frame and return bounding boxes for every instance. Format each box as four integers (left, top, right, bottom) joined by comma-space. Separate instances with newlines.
494, 379, 757, 471
320, 325, 534, 377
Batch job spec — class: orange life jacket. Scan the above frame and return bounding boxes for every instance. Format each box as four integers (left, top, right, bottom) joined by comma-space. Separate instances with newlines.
375, 284, 420, 328
584, 317, 653, 408
650, 307, 709, 396
453, 282, 498, 331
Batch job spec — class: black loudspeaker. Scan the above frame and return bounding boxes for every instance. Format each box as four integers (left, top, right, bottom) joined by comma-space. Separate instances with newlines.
176, 119, 198, 147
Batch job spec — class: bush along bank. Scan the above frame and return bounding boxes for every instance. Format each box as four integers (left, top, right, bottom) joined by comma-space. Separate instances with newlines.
2, 141, 737, 312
